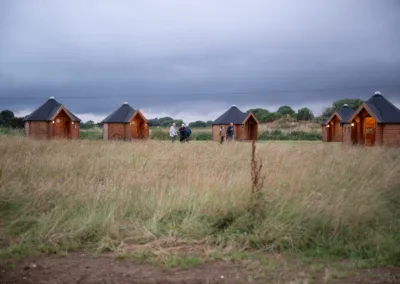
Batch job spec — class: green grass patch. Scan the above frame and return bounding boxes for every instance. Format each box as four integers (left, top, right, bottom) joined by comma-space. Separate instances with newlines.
258, 129, 321, 140
0, 128, 23, 136
80, 128, 103, 140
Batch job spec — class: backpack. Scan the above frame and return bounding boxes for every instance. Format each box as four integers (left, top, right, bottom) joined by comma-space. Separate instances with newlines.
185, 127, 192, 137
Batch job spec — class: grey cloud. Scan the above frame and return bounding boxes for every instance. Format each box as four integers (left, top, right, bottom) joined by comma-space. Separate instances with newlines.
1, 0, 400, 118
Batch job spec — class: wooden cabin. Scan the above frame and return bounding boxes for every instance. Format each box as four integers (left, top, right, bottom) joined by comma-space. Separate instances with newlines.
211, 105, 259, 141
23, 97, 81, 139
342, 92, 400, 147
321, 104, 354, 142
101, 102, 149, 140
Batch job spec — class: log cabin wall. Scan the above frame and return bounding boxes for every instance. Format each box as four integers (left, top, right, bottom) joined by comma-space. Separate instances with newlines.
375, 123, 383, 146
140, 120, 149, 139
382, 124, 400, 146
342, 125, 352, 145
237, 124, 247, 140
125, 123, 132, 140
212, 125, 221, 141
108, 123, 126, 140
331, 117, 343, 142
69, 122, 80, 139
28, 121, 49, 139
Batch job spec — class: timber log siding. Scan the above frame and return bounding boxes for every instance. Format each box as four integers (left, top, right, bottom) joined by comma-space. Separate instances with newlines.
102, 122, 149, 140
343, 123, 400, 147
24, 120, 80, 139
381, 125, 400, 146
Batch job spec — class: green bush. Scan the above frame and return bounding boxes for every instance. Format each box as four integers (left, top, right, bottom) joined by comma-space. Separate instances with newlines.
258, 130, 321, 141
150, 129, 170, 140
0, 127, 23, 136
80, 129, 103, 140
193, 131, 212, 141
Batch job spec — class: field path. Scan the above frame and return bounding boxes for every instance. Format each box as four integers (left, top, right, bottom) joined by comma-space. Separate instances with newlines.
1, 254, 399, 284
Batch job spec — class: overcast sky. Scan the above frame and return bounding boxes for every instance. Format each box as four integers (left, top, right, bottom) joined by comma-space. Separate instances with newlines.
1, 0, 400, 123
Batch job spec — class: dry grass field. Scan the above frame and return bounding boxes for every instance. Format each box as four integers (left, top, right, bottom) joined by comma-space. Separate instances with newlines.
0, 136, 399, 283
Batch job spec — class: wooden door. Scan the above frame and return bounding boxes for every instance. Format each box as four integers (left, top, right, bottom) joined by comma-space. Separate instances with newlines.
249, 123, 257, 140
327, 126, 332, 142
54, 117, 67, 138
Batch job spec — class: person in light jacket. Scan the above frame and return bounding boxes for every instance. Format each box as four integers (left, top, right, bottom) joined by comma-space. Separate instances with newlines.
170, 122, 177, 143
219, 125, 226, 144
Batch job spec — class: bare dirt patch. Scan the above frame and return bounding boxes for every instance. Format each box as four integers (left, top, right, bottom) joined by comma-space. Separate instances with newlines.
0, 254, 399, 284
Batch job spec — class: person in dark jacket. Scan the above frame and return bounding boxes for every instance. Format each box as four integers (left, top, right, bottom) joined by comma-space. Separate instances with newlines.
227, 122, 234, 141
179, 124, 186, 142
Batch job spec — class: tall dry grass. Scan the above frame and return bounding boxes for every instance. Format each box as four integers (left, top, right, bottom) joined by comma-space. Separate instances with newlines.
0, 137, 399, 264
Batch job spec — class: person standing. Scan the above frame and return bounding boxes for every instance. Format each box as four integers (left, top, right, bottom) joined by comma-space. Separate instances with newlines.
179, 124, 186, 142
227, 122, 234, 142
219, 125, 226, 144
170, 122, 177, 143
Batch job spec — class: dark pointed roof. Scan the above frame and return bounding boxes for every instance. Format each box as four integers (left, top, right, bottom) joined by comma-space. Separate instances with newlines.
321, 104, 353, 126
338, 104, 354, 124
363, 92, 400, 123
101, 103, 137, 123
212, 105, 250, 125
23, 97, 80, 122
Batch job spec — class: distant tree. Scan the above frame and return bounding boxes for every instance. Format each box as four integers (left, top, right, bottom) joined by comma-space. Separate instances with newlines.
148, 118, 160, 127
277, 106, 295, 117
314, 116, 324, 123
158, 117, 174, 127
265, 112, 283, 122
10, 117, 24, 128
322, 98, 363, 120
189, 121, 207, 128
148, 117, 184, 127
206, 120, 213, 127
0, 110, 14, 126
297, 108, 314, 121
80, 120, 96, 130
247, 108, 270, 123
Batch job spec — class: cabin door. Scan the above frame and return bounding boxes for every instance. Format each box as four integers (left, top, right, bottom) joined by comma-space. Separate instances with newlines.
327, 125, 332, 142
249, 123, 257, 140
138, 121, 143, 139
54, 115, 69, 138
364, 117, 376, 146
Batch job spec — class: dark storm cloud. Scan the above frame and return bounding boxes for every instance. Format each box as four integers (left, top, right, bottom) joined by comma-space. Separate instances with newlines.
1, 0, 400, 120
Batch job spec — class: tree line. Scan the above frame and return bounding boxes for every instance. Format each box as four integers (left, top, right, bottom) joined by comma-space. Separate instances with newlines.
0, 98, 364, 129
0, 110, 25, 128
